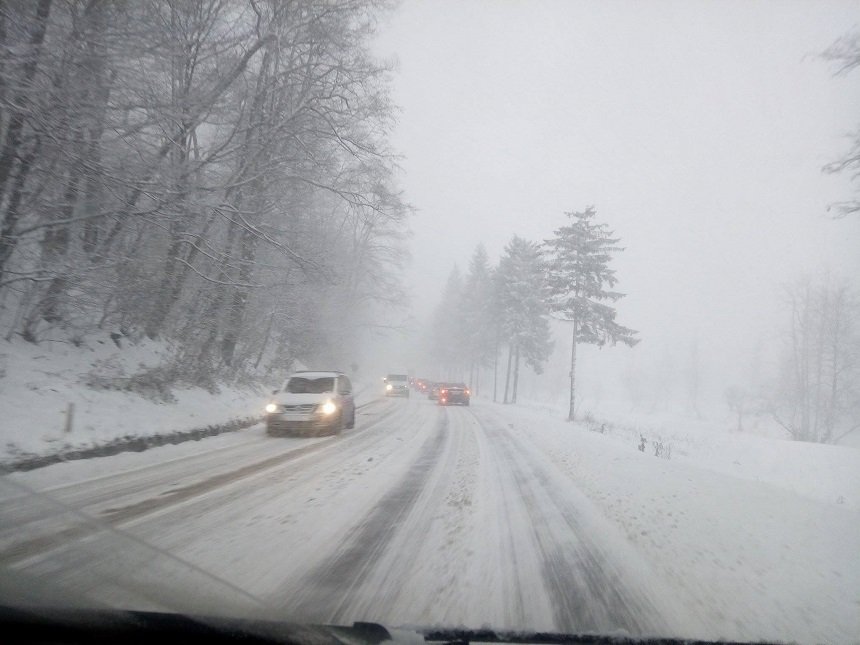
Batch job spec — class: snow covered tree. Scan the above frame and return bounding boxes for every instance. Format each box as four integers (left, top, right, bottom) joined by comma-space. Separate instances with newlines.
823, 31, 860, 217
496, 236, 553, 404
429, 266, 468, 380
770, 276, 860, 443
544, 207, 638, 421
461, 244, 496, 393
0, 0, 409, 388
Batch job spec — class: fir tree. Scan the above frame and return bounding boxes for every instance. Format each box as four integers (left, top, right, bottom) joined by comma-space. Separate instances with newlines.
544, 207, 639, 420
496, 236, 553, 403
461, 245, 496, 393
430, 266, 467, 380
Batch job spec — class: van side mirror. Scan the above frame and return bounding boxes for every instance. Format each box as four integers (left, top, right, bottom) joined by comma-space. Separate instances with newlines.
271, 389, 279, 395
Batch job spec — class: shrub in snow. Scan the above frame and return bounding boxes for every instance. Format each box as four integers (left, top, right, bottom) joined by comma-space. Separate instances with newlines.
581, 412, 609, 434
84, 364, 177, 403
634, 432, 671, 459
652, 439, 672, 460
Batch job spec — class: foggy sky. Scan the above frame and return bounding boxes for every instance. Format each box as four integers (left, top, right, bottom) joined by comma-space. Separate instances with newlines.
371, 0, 860, 404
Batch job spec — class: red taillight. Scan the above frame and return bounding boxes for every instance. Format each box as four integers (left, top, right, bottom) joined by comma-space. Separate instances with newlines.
465, 389, 470, 395
441, 389, 447, 395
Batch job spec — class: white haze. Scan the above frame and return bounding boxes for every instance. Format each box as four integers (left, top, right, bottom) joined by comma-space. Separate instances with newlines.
370, 0, 860, 411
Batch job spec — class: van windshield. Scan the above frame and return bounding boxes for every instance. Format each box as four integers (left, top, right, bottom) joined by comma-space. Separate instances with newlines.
386, 374, 407, 381
286, 377, 334, 394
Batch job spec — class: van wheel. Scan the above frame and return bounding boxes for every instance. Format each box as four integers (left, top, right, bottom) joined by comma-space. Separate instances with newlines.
332, 413, 344, 435
347, 412, 355, 429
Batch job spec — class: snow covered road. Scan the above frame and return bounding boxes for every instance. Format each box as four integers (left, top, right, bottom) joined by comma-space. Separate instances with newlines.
1, 396, 857, 643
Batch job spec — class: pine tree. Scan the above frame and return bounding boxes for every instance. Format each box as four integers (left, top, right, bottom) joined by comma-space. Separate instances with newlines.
544, 207, 638, 420
496, 236, 553, 403
461, 245, 496, 393
430, 266, 468, 380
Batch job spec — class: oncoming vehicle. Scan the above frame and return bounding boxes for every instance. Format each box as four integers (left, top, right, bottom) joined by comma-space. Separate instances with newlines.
438, 383, 470, 406
265, 371, 355, 436
383, 373, 410, 397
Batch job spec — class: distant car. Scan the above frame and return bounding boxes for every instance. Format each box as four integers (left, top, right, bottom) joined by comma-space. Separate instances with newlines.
265, 371, 355, 436
384, 373, 410, 397
428, 382, 440, 400
438, 383, 470, 406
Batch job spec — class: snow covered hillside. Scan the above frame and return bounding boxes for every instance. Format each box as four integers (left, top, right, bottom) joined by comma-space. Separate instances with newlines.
0, 337, 266, 465
0, 337, 378, 468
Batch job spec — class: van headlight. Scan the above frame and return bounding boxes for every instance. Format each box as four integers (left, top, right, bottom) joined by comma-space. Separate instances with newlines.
386, 383, 393, 391
265, 403, 278, 413
319, 400, 337, 415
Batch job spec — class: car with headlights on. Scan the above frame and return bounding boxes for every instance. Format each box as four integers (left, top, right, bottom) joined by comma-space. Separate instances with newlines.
438, 382, 470, 406
265, 371, 355, 436
383, 373, 410, 397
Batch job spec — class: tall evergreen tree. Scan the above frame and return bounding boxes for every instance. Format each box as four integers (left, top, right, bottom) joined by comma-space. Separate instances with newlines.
496, 236, 553, 403
461, 244, 496, 393
544, 207, 638, 420
430, 266, 468, 380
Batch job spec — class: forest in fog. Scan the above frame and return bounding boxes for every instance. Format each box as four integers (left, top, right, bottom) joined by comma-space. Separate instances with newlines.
0, 0, 408, 386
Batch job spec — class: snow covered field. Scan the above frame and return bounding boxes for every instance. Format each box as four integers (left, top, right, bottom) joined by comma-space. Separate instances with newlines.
1, 378, 857, 643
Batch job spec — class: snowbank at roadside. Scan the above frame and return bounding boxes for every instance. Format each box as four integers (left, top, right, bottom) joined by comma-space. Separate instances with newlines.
510, 396, 860, 510
0, 337, 264, 465
0, 336, 376, 467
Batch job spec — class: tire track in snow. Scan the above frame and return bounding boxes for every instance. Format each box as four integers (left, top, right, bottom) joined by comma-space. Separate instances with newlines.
98, 397, 410, 524
0, 398, 435, 615
335, 405, 478, 626
0, 398, 407, 567
397, 404, 547, 630
276, 407, 449, 622
470, 407, 677, 637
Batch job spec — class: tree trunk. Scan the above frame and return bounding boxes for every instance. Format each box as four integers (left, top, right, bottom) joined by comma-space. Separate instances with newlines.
511, 343, 520, 404
0, 0, 52, 203
221, 220, 258, 366
0, 140, 40, 283
29, 143, 85, 325
503, 343, 513, 404
824, 291, 842, 444
568, 320, 578, 421
254, 310, 275, 369
492, 328, 499, 402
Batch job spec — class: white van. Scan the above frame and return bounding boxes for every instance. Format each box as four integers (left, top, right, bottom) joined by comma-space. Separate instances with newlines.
265, 371, 355, 436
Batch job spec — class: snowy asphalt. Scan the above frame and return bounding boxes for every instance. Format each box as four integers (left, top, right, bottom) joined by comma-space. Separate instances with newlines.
0, 396, 853, 641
